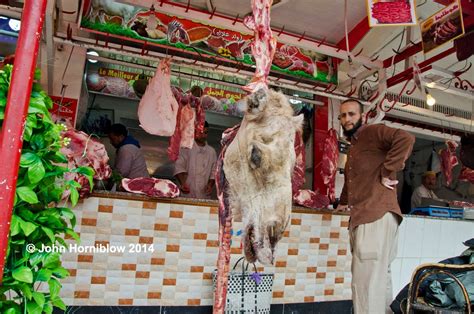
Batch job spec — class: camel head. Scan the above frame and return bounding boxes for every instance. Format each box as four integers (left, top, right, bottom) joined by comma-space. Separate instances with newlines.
223, 88, 303, 265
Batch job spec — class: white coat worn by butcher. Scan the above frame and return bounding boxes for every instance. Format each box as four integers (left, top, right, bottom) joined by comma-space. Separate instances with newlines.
138, 57, 178, 136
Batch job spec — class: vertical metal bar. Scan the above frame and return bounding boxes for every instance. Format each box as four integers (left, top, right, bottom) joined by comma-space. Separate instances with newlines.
0, 0, 48, 283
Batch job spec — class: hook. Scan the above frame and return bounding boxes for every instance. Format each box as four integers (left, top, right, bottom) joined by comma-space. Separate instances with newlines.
297, 31, 306, 42
379, 79, 410, 112
371, 54, 379, 62
346, 86, 357, 97
277, 25, 285, 37
232, 13, 240, 25
368, 91, 379, 102
317, 37, 327, 47
185, 0, 191, 12
209, 6, 217, 19
454, 62, 472, 77
353, 48, 363, 57
405, 80, 417, 95
392, 47, 401, 55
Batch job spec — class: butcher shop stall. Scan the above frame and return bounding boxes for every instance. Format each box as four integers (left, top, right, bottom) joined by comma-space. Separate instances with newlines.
0, 0, 473, 313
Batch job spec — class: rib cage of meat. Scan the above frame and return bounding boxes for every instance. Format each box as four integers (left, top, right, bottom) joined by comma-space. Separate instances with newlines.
321, 129, 339, 203
242, 0, 277, 93
138, 57, 178, 136
167, 87, 205, 161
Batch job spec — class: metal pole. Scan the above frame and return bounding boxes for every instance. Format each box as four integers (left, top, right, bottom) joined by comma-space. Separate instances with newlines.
0, 0, 48, 283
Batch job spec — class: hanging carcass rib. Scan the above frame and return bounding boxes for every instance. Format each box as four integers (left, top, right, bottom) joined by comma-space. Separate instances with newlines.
242, 0, 277, 93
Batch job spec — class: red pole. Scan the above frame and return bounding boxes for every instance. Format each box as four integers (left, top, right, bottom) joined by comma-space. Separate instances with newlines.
0, 0, 48, 283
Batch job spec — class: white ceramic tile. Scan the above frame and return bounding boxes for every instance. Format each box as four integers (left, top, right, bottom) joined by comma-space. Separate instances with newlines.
421, 219, 441, 258
399, 258, 421, 291
438, 220, 461, 258
390, 258, 403, 296
401, 218, 424, 258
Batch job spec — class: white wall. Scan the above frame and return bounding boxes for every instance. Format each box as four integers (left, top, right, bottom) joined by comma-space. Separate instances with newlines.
392, 216, 474, 297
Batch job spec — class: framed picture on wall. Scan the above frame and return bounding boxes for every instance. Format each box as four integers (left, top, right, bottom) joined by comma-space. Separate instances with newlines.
82, 108, 114, 137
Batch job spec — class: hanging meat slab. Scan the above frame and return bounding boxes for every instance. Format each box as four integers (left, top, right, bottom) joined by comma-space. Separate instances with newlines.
439, 140, 459, 187
321, 129, 339, 203
138, 57, 179, 136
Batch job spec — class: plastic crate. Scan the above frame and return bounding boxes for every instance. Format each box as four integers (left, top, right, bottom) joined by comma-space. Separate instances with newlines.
410, 207, 451, 218
449, 209, 464, 219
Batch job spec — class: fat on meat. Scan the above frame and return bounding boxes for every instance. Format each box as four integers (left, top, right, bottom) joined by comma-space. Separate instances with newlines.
458, 166, 474, 184
321, 129, 339, 203
439, 140, 459, 187
61, 128, 112, 181
242, 0, 277, 93
293, 189, 330, 209
122, 177, 180, 198
138, 58, 178, 136
60, 128, 112, 198
180, 104, 196, 148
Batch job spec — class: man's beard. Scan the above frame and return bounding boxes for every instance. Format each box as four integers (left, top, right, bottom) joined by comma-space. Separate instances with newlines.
342, 118, 363, 138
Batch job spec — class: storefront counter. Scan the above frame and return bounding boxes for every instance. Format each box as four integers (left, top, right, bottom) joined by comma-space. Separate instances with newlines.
59, 191, 472, 312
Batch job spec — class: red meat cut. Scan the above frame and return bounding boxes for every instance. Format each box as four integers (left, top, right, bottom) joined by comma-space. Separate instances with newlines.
291, 132, 305, 195
122, 177, 180, 198
293, 189, 330, 209
321, 129, 339, 203
439, 140, 459, 187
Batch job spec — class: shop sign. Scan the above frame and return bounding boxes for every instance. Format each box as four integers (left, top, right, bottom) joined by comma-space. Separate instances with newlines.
204, 87, 245, 101
86, 67, 142, 99
202, 87, 245, 117
367, 0, 417, 27
80, 0, 337, 85
49, 96, 78, 127
420, 0, 465, 54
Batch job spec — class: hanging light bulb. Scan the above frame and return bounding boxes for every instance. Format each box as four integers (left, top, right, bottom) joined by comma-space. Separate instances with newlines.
426, 93, 436, 106
86, 51, 99, 63
424, 88, 436, 107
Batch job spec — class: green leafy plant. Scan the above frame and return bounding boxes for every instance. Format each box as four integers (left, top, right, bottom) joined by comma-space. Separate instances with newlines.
0, 65, 94, 314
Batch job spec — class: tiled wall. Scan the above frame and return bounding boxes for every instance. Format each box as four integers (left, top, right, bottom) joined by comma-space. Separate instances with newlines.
60, 195, 352, 306
391, 216, 474, 296
60, 195, 473, 306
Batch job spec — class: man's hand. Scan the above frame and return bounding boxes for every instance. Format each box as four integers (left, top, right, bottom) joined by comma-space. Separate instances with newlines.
381, 177, 398, 190
335, 205, 351, 212
180, 183, 190, 194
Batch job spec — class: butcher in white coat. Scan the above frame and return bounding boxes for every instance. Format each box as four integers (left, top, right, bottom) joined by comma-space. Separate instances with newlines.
173, 121, 217, 199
